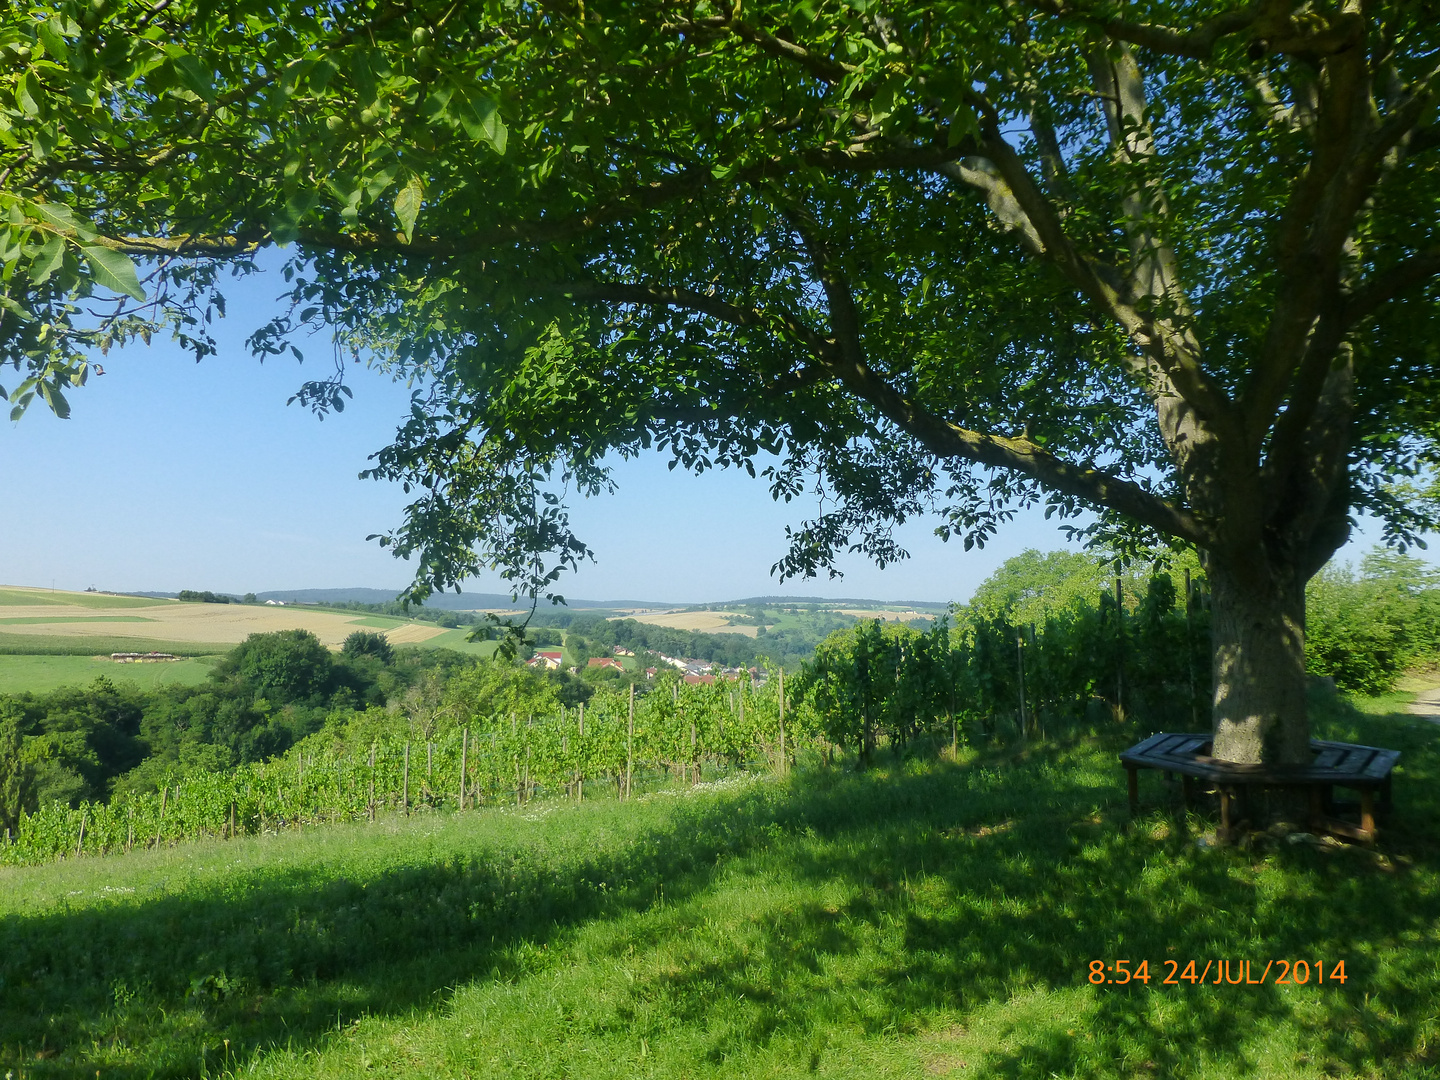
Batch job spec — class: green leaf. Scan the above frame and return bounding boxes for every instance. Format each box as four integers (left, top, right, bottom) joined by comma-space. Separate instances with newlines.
165, 48, 216, 103
15, 74, 40, 118
27, 200, 95, 240
80, 244, 146, 301
0, 294, 34, 322
39, 381, 70, 419
394, 175, 423, 239
28, 234, 65, 284
457, 92, 507, 155
36, 19, 69, 63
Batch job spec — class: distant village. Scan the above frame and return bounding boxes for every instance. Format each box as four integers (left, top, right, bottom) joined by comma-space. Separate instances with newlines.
526, 646, 769, 685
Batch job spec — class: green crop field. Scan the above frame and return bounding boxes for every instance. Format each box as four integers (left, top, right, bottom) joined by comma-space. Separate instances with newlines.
343, 615, 414, 629
0, 587, 162, 610
0, 654, 220, 694
0, 632, 227, 657
0, 615, 157, 625
3, 689, 1438, 1079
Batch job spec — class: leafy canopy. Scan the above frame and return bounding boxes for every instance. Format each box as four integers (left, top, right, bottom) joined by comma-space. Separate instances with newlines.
2, 0, 1438, 601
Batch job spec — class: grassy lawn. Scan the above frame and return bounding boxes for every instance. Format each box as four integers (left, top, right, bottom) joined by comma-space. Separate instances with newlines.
3, 690, 1439, 1079
0, 654, 220, 695
418, 628, 499, 655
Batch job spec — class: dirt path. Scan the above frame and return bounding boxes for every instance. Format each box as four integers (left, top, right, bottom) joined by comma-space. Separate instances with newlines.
1408, 684, 1440, 722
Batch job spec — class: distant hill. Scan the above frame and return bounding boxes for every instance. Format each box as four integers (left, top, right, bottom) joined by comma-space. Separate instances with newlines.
250, 588, 665, 611
719, 596, 951, 610
114, 587, 951, 612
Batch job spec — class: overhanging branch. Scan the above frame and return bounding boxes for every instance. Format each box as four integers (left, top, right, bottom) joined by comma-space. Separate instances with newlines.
1344, 247, 1440, 326
1024, 0, 1265, 59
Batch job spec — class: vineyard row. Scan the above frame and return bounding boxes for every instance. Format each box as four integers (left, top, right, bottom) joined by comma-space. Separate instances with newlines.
3, 677, 802, 865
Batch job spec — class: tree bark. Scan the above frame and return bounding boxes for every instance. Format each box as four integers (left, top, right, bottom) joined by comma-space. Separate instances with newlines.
1208, 558, 1310, 765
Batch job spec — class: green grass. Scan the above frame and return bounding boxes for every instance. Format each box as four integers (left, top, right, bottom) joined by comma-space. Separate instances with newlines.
0, 633, 225, 657
0, 587, 163, 609
0, 615, 156, 625
0, 653, 219, 694
344, 615, 414, 629
417, 627, 499, 655
4, 691, 1439, 1079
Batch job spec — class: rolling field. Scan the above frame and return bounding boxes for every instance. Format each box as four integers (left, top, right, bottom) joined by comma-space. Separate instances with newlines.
0, 587, 160, 610
0, 585, 451, 649
618, 604, 942, 640
3, 691, 1439, 1079
832, 608, 937, 623
618, 610, 761, 636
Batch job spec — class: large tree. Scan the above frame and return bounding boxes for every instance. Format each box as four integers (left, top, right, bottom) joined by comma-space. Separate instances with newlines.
3, 1, 1438, 765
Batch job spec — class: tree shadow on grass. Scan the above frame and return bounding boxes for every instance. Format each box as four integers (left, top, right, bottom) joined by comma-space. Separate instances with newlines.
595, 717, 1440, 1078
3, 708, 1439, 1079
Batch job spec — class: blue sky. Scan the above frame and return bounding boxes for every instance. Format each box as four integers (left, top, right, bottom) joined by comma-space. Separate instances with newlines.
0, 263, 1425, 605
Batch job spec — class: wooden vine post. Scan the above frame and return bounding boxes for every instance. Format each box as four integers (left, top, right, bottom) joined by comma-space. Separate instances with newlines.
1015, 629, 1027, 738
1114, 571, 1126, 717
153, 786, 168, 847
459, 727, 469, 810
626, 682, 635, 800
402, 741, 411, 817
368, 742, 376, 821
577, 703, 585, 803
778, 667, 786, 776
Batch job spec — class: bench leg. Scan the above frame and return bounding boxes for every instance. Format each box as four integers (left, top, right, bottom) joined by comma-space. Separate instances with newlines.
1361, 789, 1376, 841
1127, 766, 1139, 816
1182, 774, 1195, 810
1308, 785, 1324, 831
1219, 787, 1232, 842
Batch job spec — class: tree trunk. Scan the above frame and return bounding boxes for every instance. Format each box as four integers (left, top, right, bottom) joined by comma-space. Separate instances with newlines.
1208, 558, 1310, 765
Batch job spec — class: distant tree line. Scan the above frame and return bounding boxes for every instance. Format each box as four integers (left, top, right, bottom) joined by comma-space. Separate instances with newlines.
176, 590, 234, 604
305, 598, 480, 629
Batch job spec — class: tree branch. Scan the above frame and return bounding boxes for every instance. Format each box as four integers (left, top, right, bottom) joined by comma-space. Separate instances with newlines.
1344, 247, 1440, 326
1023, 0, 1266, 59
555, 279, 835, 359
782, 198, 1212, 547
837, 354, 1212, 547
975, 112, 1236, 430
1242, 52, 1433, 438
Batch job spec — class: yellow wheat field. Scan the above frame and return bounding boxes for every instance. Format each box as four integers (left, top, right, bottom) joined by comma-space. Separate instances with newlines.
0, 585, 448, 648
612, 610, 760, 637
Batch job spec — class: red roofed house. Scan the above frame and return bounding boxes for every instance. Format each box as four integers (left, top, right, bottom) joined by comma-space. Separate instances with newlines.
588, 657, 624, 671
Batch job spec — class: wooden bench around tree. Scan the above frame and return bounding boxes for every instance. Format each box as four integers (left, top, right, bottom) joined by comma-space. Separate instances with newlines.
1120, 732, 1400, 843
